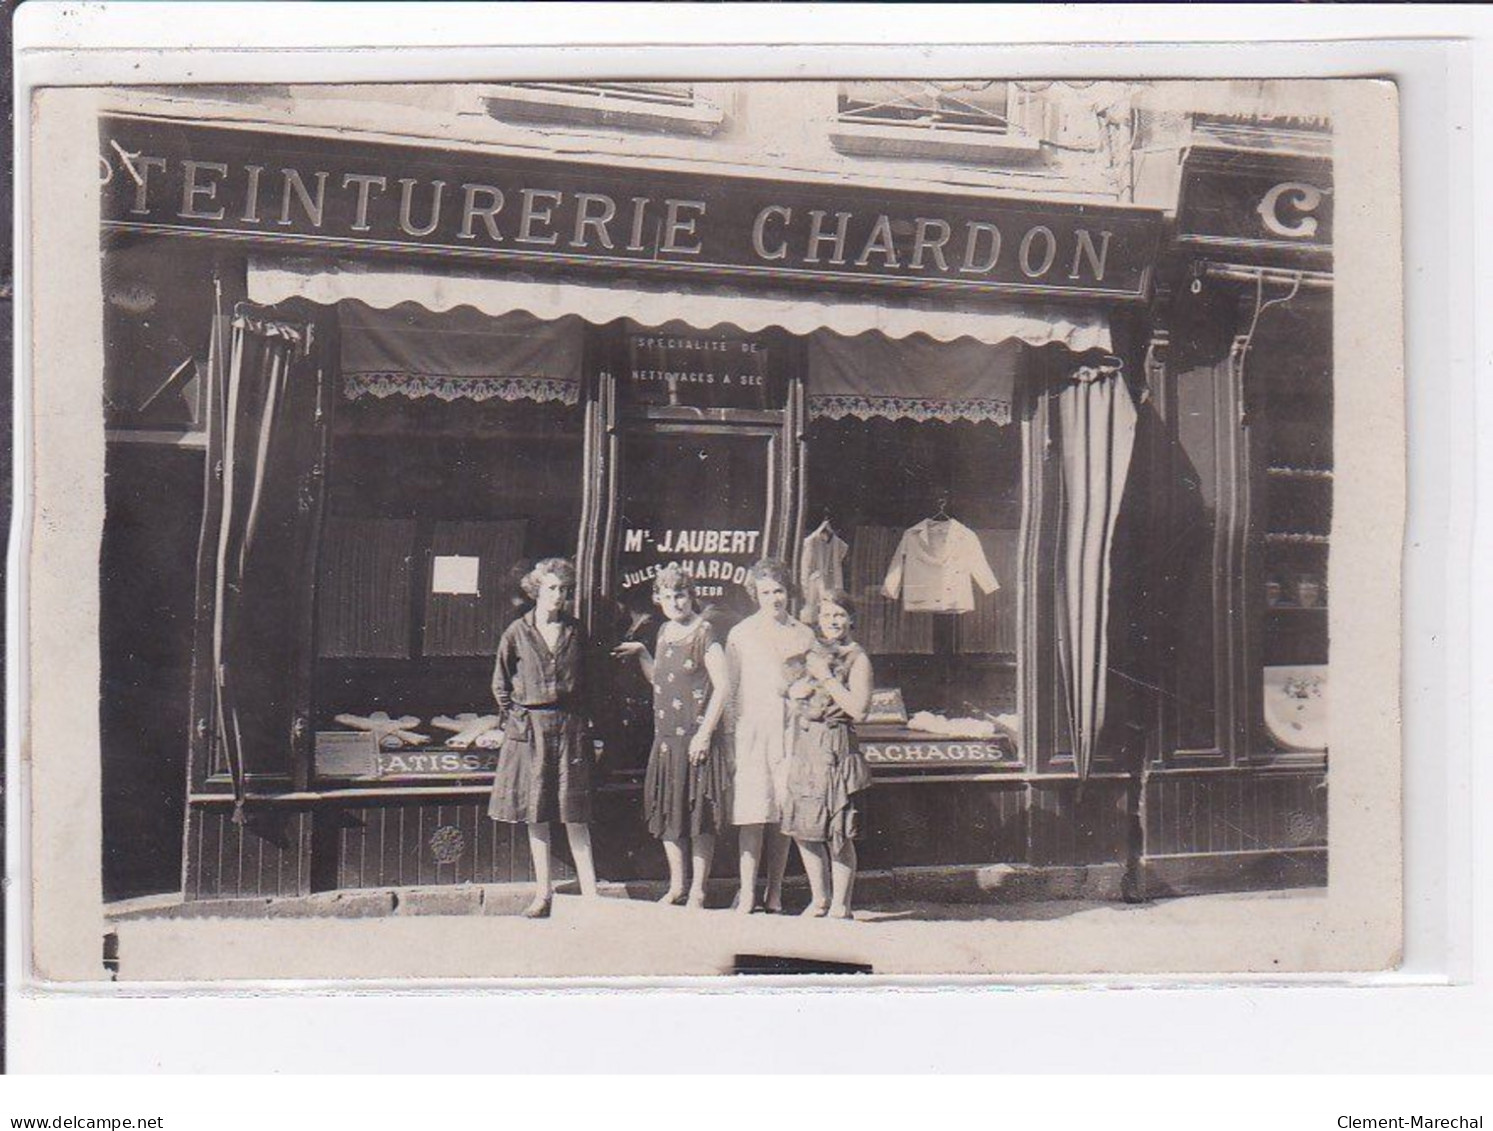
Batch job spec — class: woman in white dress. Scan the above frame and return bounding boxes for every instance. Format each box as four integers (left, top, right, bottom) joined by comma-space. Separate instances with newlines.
725, 559, 815, 913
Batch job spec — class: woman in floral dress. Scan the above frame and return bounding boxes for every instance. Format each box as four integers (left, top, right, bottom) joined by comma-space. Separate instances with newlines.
615, 566, 731, 908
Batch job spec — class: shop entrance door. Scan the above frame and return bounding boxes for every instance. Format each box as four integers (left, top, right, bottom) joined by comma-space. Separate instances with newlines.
596, 421, 787, 773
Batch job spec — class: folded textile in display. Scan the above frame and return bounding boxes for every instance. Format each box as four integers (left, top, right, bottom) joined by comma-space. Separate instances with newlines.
431, 713, 502, 748
906, 711, 997, 739
904, 711, 1020, 739
864, 687, 909, 725
333, 711, 430, 749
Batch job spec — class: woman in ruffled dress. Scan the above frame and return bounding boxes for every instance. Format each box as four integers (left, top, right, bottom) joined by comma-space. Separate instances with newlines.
614, 566, 732, 908
782, 589, 874, 919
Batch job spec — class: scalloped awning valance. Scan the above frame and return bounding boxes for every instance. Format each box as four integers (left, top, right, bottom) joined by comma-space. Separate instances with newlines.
337, 300, 584, 406
807, 334, 1022, 426
248, 259, 1111, 416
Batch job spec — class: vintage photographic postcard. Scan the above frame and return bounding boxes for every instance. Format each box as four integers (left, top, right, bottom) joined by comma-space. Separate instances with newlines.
21, 75, 1402, 981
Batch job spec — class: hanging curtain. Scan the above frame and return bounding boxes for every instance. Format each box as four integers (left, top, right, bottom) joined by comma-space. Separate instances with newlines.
807, 334, 1023, 425
1055, 361, 1138, 780
339, 301, 583, 405
316, 518, 419, 659
423, 520, 531, 656
213, 309, 319, 820
846, 527, 934, 655
955, 528, 1021, 655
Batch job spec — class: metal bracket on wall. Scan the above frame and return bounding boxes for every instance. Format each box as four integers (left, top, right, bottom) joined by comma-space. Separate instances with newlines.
1204, 263, 1333, 291
1143, 329, 1169, 403
1229, 332, 1254, 428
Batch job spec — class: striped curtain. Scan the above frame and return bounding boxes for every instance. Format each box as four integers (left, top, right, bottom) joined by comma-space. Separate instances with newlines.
422, 520, 530, 656
1055, 366, 1138, 780
212, 309, 321, 818
845, 526, 934, 655
316, 518, 418, 658
955, 528, 1020, 655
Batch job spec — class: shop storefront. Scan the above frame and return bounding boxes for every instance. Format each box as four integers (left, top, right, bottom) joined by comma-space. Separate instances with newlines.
104, 110, 1327, 903
1137, 136, 1333, 894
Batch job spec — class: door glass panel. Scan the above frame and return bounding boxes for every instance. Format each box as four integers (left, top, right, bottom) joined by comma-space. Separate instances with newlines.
601, 428, 773, 773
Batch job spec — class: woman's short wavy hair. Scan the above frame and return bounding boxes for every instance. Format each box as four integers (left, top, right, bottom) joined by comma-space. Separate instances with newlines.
802, 588, 857, 629
521, 557, 577, 600
652, 563, 697, 603
745, 557, 793, 595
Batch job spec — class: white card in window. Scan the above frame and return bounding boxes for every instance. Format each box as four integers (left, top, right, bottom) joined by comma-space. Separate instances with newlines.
432, 555, 481, 595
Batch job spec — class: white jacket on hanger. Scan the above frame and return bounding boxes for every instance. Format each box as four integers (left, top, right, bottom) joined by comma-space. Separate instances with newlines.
882, 518, 999, 613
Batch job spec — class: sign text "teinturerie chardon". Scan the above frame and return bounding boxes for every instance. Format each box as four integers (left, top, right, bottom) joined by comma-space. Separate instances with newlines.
99, 116, 1163, 301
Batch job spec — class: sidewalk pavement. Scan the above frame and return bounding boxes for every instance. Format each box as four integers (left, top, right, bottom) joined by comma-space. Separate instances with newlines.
104, 883, 1330, 981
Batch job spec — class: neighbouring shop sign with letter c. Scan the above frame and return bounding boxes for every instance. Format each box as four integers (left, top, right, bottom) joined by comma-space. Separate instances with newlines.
1256, 181, 1323, 239
1176, 146, 1333, 264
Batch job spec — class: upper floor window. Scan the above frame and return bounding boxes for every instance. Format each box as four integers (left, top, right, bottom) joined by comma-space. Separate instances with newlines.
830, 80, 1041, 162
838, 80, 1013, 134
482, 81, 725, 136
510, 81, 696, 107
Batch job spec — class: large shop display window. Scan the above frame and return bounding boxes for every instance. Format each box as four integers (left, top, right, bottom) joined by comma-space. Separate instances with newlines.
1253, 293, 1332, 754
310, 302, 586, 781
804, 334, 1025, 763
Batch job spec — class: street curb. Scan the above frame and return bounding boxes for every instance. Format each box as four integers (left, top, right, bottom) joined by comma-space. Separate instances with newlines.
105, 862, 1130, 920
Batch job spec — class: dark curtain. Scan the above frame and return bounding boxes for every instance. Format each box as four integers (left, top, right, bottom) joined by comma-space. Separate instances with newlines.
1054, 363, 1138, 780
807, 334, 1020, 425
423, 519, 530, 656
213, 309, 322, 813
316, 517, 419, 658
339, 300, 582, 404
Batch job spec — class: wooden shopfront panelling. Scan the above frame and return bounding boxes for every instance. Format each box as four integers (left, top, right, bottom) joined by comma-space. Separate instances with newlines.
185, 805, 313, 900
1145, 770, 1326, 857
1027, 780, 1133, 867
326, 799, 570, 889
858, 782, 1027, 870
1149, 291, 1253, 766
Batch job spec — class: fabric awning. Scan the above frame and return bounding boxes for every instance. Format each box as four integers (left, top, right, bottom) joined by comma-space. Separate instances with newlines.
248, 259, 1113, 350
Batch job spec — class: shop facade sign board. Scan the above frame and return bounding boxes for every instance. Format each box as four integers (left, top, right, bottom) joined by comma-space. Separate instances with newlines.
1176, 145, 1334, 265
99, 115, 1163, 302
